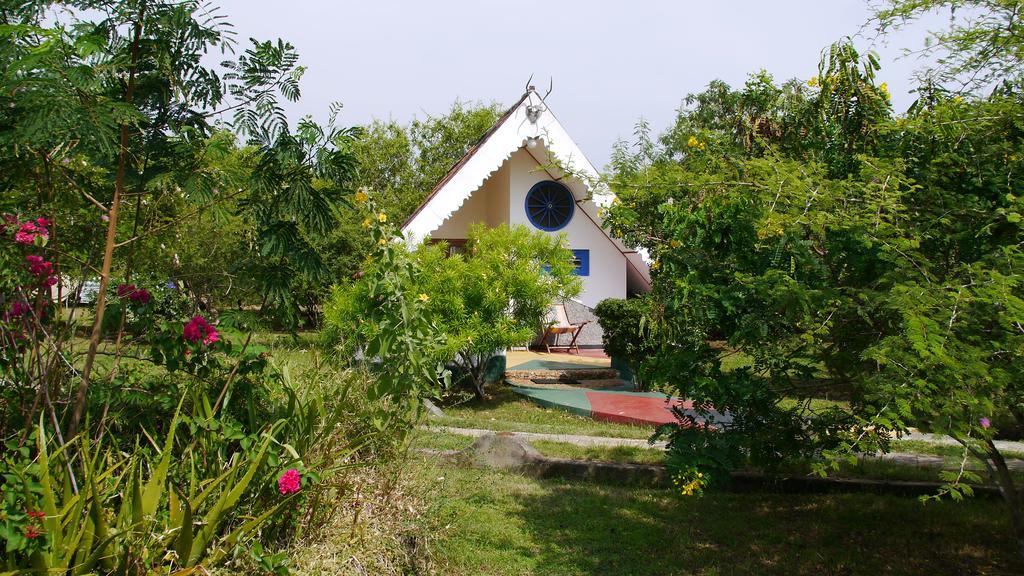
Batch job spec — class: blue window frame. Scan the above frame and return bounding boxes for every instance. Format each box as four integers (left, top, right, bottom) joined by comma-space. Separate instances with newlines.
572, 249, 590, 276
525, 180, 574, 231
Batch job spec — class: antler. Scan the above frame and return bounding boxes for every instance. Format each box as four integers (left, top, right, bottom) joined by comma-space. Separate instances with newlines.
543, 77, 553, 101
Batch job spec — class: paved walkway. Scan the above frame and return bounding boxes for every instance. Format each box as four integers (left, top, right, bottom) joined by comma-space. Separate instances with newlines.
510, 385, 732, 427
902, 431, 1024, 453
428, 425, 1024, 472
505, 350, 611, 371
428, 425, 667, 449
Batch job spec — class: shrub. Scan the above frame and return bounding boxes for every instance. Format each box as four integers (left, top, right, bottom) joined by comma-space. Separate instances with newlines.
594, 296, 659, 390
425, 224, 581, 398
322, 192, 450, 430
0, 411, 291, 574
0, 360, 380, 574
325, 210, 581, 400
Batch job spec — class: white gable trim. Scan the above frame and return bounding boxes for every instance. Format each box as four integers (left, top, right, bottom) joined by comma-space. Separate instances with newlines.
403, 92, 599, 241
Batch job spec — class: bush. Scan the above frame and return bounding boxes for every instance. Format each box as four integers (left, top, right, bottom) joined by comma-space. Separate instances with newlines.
594, 296, 659, 390
0, 410, 290, 573
325, 209, 581, 400
0, 356, 385, 574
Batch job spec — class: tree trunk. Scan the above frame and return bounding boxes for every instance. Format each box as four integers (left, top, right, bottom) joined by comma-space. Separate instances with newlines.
458, 351, 487, 400
985, 440, 1024, 560
68, 3, 146, 437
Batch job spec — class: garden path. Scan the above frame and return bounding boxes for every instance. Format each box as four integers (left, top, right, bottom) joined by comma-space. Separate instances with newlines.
427, 425, 1024, 472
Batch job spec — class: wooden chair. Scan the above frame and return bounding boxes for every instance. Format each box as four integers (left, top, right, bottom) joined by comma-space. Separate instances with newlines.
541, 303, 589, 354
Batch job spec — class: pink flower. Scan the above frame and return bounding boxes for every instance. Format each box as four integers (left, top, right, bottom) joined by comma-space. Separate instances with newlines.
23, 526, 42, 539
25, 255, 53, 278
27, 510, 45, 519
116, 283, 150, 303
132, 288, 151, 304
35, 218, 50, 227
13, 221, 48, 245
183, 315, 218, 345
277, 469, 301, 495
3, 300, 30, 321
980, 417, 992, 429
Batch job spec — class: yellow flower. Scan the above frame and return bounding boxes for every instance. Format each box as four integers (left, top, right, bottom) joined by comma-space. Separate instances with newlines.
878, 82, 890, 98
361, 218, 371, 229
417, 293, 430, 302
687, 135, 699, 148
670, 239, 681, 249
807, 75, 819, 88
698, 142, 706, 151
377, 212, 387, 223
378, 238, 387, 246
354, 189, 369, 203
651, 260, 660, 270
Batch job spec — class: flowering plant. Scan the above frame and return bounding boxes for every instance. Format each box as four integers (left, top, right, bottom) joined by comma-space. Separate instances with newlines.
277, 468, 302, 495
0, 437, 50, 556
117, 283, 152, 304
1, 214, 57, 380
183, 314, 219, 346
671, 467, 710, 497
11, 218, 49, 246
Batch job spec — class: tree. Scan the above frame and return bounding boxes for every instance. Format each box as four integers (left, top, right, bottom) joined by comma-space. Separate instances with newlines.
0, 1, 357, 434
351, 100, 504, 220
600, 34, 1024, 554
873, 0, 1024, 93
317, 100, 504, 284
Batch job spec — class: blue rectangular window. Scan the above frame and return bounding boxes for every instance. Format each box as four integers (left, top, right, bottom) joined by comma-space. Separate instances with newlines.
572, 249, 590, 276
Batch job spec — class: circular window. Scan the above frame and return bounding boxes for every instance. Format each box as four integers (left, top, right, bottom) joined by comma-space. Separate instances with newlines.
525, 181, 575, 231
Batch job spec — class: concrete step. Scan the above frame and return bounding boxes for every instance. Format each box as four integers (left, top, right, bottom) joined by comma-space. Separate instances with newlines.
506, 376, 632, 391
504, 368, 620, 381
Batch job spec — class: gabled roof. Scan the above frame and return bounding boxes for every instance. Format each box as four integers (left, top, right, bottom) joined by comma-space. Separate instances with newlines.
401, 88, 650, 289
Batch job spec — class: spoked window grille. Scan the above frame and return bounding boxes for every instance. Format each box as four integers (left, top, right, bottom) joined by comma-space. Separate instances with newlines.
525, 181, 574, 231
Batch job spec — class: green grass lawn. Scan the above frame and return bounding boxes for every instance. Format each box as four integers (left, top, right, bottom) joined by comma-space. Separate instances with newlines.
408, 454, 1022, 576
529, 439, 665, 465
412, 430, 480, 452
434, 386, 655, 439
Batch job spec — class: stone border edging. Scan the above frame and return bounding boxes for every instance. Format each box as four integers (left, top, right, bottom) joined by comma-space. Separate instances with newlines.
421, 431, 1004, 499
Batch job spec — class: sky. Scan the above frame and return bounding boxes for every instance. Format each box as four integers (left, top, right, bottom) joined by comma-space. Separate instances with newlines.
213, 0, 947, 168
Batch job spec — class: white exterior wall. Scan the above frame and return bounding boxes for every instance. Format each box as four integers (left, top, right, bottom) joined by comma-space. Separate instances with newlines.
507, 149, 626, 308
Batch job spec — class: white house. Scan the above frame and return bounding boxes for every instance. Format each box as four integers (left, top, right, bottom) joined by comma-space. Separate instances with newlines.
401, 87, 650, 346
